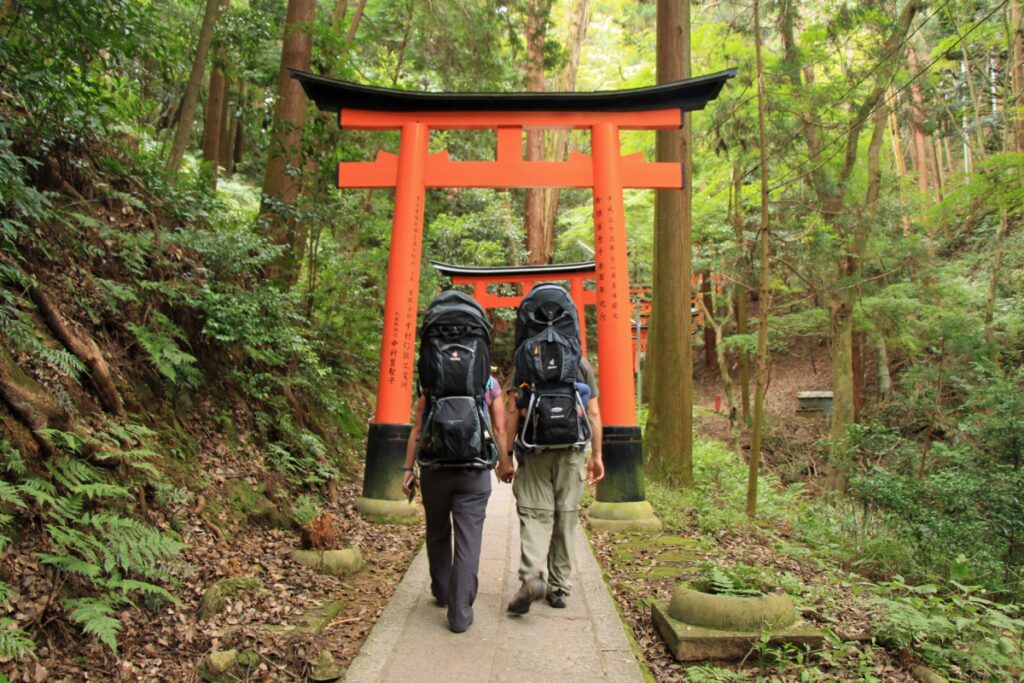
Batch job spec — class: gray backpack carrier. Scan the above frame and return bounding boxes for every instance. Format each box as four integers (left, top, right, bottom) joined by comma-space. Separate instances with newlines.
513, 283, 592, 452
416, 291, 497, 469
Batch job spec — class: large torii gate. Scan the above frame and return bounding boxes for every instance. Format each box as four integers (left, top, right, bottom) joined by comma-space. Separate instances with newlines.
293, 69, 735, 530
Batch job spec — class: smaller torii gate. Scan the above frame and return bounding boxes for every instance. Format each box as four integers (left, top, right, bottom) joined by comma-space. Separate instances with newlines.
431, 260, 596, 353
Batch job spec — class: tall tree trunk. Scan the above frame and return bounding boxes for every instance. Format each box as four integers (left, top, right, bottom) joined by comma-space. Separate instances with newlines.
258, 0, 316, 285
647, 0, 693, 486
852, 330, 865, 420
202, 29, 229, 186
221, 87, 238, 173
332, 0, 348, 28
906, 46, 931, 201
876, 336, 892, 399
166, 0, 223, 178
701, 270, 715, 371
232, 84, 246, 168
777, 0, 921, 491
984, 211, 1009, 360
829, 106, 888, 491
731, 164, 751, 419
540, 0, 592, 249
345, 0, 367, 40
887, 90, 913, 235
523, 0, 552, 264
746, 0, 770, 518
701, 299, 738, 451
1011, 0, 1024, 152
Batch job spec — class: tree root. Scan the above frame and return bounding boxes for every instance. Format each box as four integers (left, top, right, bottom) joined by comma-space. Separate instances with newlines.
29, 285, 125, 416
0, 345, 70, 457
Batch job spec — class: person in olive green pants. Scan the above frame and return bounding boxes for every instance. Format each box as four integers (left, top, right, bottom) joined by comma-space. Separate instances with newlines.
499, 358, 604, 613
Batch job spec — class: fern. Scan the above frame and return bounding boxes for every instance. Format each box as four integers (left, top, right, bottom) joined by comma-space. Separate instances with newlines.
37, 553, 102, 579
94, 276, 140, 308
706, 566, 763, 597
128, 312, 201, 387
102, 578, 178, 605
64, 598, 121, 655
0, 618, 36, 661
0, 480, 25, 508
0, 439, 26, 475
0, 294, 84, 381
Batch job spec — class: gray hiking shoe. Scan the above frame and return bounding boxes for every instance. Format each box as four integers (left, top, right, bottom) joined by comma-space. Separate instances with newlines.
545, 588, 567, 608
506, 578, 546, 615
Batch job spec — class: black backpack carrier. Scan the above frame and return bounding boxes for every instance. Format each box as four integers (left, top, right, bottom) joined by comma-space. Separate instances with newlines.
513, 283, 592, 451
416, 290, 497, 469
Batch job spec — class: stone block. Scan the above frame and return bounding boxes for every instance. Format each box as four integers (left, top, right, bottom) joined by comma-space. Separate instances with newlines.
586, 501, 663, 532
356, 496, 421, 524
198, 577, 262, 619
669, 585, 795, 631
291, 547, 363, 576
652, 599, 824, 662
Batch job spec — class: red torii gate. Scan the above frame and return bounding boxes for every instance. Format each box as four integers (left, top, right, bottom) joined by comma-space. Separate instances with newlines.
293, 68, 735, 530
431, 260, 596, 354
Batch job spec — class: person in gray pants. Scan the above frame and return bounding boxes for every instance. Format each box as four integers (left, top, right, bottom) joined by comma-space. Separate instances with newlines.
402, 376, 507, 633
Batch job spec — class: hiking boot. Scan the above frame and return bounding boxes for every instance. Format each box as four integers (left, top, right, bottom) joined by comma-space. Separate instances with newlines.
506, 578, 546, 615
545, 588, 567, 608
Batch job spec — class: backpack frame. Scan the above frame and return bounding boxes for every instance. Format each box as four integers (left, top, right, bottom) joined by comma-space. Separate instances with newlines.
415, 291, 497, 469
513, 283, 592, 452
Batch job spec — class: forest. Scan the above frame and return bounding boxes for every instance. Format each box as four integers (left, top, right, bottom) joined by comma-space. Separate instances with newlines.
0, 0, 1022, 680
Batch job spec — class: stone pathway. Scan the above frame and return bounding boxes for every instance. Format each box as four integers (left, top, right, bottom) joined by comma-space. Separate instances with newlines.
344, 474, 644, 682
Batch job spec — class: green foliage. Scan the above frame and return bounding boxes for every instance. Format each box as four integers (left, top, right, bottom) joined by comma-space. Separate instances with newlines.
0, 425, 182, 655
290, 494, 322, 528
701, 564, 765, 597
64, 598, 122, 655
647, 438, 805, 534
0, 619, 35, 661
0, 131, 48, 248
872, 577, 1024, 680
683, 666, 745, 682
128, 312, 201, 389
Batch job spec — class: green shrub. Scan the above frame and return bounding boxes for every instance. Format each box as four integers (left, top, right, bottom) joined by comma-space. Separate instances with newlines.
872, 576, 1024, 680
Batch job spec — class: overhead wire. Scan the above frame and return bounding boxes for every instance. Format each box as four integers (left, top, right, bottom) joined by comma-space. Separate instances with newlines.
765, 0, 1009, 195
702, 0, 955, 202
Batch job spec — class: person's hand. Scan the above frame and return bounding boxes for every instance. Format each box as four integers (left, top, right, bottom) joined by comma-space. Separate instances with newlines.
496, 456, 515, 483
402, 470, 417, 497
586, 457, 604, 484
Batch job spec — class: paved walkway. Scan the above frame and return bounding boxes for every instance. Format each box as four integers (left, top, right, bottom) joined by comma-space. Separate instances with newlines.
345, 474, 644, 682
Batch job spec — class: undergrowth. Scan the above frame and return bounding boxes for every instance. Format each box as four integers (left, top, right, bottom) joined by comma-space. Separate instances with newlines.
645, 436, 1024, 680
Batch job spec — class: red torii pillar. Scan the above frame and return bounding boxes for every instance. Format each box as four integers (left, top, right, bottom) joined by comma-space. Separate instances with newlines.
430, 260, 597, 354
293, 69, 736, 528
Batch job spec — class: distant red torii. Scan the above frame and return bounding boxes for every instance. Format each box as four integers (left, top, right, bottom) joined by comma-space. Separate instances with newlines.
431, 260, 596, 354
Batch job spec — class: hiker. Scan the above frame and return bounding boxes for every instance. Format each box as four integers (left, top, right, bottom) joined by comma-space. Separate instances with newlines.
401, 291, 505, 634
500, 283, 604, 615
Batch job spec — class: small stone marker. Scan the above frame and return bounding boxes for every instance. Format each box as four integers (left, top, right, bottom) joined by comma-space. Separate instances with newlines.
309, 650, 345, 681
652, 583, 824, 661
198, 577, 262, 619
291, 547, 364, 576
200, 649, 260, 682
796, 390, 833, 415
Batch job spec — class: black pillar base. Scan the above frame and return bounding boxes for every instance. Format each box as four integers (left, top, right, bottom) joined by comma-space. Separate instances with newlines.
589, 425, 661, 532
596, 425, 645, 502
357, 422, 420, 522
